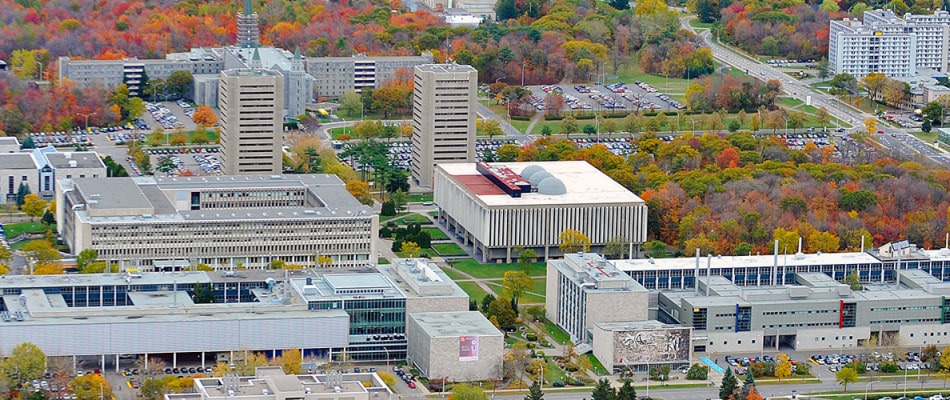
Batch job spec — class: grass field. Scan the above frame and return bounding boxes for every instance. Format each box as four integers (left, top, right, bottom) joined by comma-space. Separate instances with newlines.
451, 258, 547, 278
377, 258, 390, 265
432, 243, 467, 256
544, 320, 572, 345
422, 227, 449, 240
4, 221, 48, 238
147, 130, 220, 145
456, 281, 490, 301
408, 194, 432, 203
912, 130, 939, 143
441, 267, 468, 281
587, 354, 610, 376
380, 212, 409, 223
388, 214, 431, 225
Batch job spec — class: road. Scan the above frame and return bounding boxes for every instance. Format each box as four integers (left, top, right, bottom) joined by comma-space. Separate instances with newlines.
681, 16, 950, 167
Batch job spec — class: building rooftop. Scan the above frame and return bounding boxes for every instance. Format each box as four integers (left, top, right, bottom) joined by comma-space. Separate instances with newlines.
438, 161, 644, 207
225, 46, 294, 72
550, 253, 646, 292
410, 311, 501, 337
45, 152, 106, 169
290, 272, 405, 303
415, 63, 477, 74
62, 174, 374, 223
0, 153, 40, 170
188, 369, 391, 400
379, 258, 468, 297
614, 250, 883, 272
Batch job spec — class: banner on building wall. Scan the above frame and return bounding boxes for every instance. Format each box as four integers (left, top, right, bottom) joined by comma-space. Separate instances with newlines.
459, 336, 479, 361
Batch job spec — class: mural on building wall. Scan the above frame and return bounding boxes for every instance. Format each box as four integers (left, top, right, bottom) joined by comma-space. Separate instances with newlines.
613, 327, 691, 364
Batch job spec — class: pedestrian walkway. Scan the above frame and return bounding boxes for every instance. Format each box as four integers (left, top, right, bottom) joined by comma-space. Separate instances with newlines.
700, 356, 726, 373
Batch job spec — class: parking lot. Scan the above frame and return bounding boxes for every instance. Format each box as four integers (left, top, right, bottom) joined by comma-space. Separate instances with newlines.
526, 81, 684, 114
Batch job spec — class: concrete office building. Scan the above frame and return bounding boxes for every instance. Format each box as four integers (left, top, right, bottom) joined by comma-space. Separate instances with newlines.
306, 53, 434, 98
410, 64, 478, 186
545, 253, 649, 343
407, 312, 503, 382
829, 17, 918, 77
864, 9, 950, 73
55, 174, 378, 270
656, 270, 950, 353
218, 66, 284, 175
167, 367, 392, 400
433, 161, 648, 262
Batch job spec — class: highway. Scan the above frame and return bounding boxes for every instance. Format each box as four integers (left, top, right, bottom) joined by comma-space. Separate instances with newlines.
681, 17, 950, 167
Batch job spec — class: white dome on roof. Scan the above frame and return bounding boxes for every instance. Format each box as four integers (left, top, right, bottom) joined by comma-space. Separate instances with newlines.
537, 176, 567, 195
528, 171, 553, 186
520, 165, 546, 182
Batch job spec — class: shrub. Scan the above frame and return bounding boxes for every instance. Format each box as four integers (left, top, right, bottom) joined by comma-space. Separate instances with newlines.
552, 381, 564, 387
880, 361, 898, 373
686, 363, 709, 380
525, 333, 539, 341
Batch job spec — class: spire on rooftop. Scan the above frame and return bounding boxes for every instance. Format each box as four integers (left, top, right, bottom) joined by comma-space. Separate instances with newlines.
244, 0, 253, 15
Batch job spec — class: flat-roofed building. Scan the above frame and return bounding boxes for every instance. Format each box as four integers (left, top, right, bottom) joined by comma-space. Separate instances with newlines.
592, 321, 692, 372
167, 367, 392, 400
55, 174, 378, 270
829, 17, 917, 77
411, 64, 477, 186
218, 66, 283, 175
407, 311, 503, 382
377, 258, 470, 319
0, 153, 39, 204
0, 270, 349, 365
434, 161, 648, 262
546, 253, 649, 343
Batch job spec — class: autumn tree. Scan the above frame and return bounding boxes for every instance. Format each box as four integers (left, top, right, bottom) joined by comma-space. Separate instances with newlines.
861, 72, 887, 101
483, 119, 503, 140
23, 240, 62, 271
560, 116, 578, 138
76, 249, 99, 272
192, 105, 217, 127
559, 229, 591, 253
452, 382, 488, 400
0, 342, 47, 387
21, 193, 47, 221
502, 270, 533, 305
775, 353, 792, 381
401, 241, 422, 258
339, 90, 363, 118
276, 348, 302, 375
372, 86, 408, 118
72, 372, 113, 400
345, 180, 373, 205
836, 366, 858, 391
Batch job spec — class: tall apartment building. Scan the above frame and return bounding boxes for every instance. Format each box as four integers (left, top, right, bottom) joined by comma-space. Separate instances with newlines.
218, 65, 284, 175
410, 64, 477, 186
864, 10, 950, 73
829, 17, 918, 78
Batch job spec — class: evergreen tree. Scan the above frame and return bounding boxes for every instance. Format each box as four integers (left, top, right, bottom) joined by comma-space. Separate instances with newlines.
739, 371, 756, 400
495, 0, 518, 20
591, 378, 615, 400
15, 182, 30, 208
616, 380, 636, 400
719, 368, 738, 400
609, 0, 630, 10
480, 294, 496, 314
525, 380, 544, 400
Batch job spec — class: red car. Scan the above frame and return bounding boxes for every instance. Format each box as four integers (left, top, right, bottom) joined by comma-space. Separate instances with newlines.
407, 382, 416, 389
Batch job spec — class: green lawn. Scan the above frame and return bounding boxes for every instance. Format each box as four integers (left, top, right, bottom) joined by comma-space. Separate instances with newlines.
615, 58, 693, 95
4, 221, 48, 238
586, 354, 610, 376
377, 258, 390, 265
912, 130, 939, 143
422, 227, 449, 240
432, 243, 467, 256
545, 359, 571, 386
441, 267, 468, 281
544, 320, 572, 345
147, 130, 220, 145
456, 281, 490, 301
409, 194, 432, 203
451, 258, 546, 279
380, 212, 410, 223
530, 279, 547, 296
777, 97, 805, 108
689, 19, 714, 30
427, 211, 439, 217
483, 281, 545, 304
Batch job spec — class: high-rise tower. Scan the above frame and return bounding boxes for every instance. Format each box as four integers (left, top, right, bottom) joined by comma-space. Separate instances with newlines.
410, 64, 478, 186
237, 0, 261, 48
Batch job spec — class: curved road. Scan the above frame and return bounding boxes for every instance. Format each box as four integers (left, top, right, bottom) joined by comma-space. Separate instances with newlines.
681, 16, 950, 166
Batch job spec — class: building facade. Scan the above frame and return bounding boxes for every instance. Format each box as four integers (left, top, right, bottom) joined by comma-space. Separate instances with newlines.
305, 54, 434, 99
55, 174, 378, 269
407, 312, 504, 382
0, 148, 105, 203
591, 321, 692, 373
829, 17, 918, 78
410, 64, 477, 186
434, 161, 649, 262
218, 67, 284, 175
863, 10, 950, 73
545, 253, 649, 343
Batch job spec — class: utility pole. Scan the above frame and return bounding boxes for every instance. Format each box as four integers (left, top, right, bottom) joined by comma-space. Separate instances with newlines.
76, 112, 97, 132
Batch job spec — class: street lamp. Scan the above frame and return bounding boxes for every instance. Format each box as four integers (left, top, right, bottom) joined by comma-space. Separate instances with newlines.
865, 380, 879, 400
783, 114, 790, 135
76, 112, 97, 132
